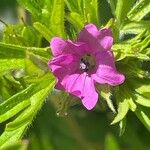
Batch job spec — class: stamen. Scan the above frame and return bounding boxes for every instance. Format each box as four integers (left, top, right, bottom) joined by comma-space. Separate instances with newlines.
80, 54, 96, 72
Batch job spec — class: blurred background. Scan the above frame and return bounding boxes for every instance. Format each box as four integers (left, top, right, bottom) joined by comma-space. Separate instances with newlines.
0, 0, 150, 150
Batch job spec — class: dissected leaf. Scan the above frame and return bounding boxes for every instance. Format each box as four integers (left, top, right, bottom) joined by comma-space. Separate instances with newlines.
127, 0, 150, 21
115, 0, 136, 25
101, 91, 116, 113
0, 42, 50, 59
0, 84, 33, 123
119, 118, 126, 136
111, 98, 129, 125
0, 80, 54, 148
0, 123, 28, 149
128, 98, 137, 112
51, 0, 65, 37
107, 0, 117, 16
83, 0, 100, 25
0, 42, 25, 59
67, 12, 84, 31
0, 73, 54, 123
0, 59, 25, 74
135, 107, 150, 131
17, 0, 41, 17
121, 21, 150, 34
65, 0, 82, 12
33, 22, 54, 41
135, 94, 150, 107
6, 81, 54, 131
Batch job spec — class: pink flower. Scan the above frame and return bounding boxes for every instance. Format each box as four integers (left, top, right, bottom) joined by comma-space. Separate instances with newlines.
48, 24, 125, 110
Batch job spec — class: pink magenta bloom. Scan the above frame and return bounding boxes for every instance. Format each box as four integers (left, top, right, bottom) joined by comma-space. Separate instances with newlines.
48, 24, 125, 110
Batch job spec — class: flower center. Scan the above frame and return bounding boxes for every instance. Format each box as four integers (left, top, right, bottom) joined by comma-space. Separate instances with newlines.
80, 54, 96, 72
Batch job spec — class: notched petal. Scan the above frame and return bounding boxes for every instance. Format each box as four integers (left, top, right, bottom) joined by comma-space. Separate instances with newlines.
81, 76, 98, 110
98, 28, 113, 50
50, 37, 67, 56
93, 66, 125, 86
100, 36, 113, 50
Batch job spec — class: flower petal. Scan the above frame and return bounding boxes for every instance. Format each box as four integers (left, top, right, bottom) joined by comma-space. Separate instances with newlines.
55, 78, 65, 90
93, 65, 125, 86
49, 54, 78, 66
99, 29, 113, 50
50, 37, 90, 57
50, 37, 67, 56
78, 24, 113, 52
95, 50, 116, 69
81, 75, 98, 110
60, 72, 84, 97
61, 72, 98, 110
99, 36, 113, 50
99, 28, 113, 37
48, 54, 79, 81
92, 50, 125, 86
66, 40, 89, 56
80, 23, 99, 38
78, 23, 101, 52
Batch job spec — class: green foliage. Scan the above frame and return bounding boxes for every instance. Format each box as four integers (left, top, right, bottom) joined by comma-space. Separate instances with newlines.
111, 92, 129, 125
33, 22, 53, 41
115, 0, 136, 25
0, 76, 54, 149
50, 0, 65, 37
0, 0, 150, 149
135, 106, 150, 131
105, 134, 120, 150
127, 0, 150, 21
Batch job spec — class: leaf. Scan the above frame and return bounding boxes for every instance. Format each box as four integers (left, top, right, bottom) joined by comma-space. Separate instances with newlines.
50, 0, 65, 37
136, 84, 150, 98
89, 0, 100, 25
144, 48, 150, 55
0, 84, 33, 123
128, 98, 137, 111
111, 98, 129, 125
107, 0, 117, 16
0, 42, 50, 59
83, 0, 100, 25
0, 42, 25, 59
22, 26, 41, 47
133, 34, 150, 52
26, 52, 49, 73
67, 12, 84, 31
115, 0, 136, 25
65, 0, 82, 12
111, 87, 130, 125
101, 91, 116, 113
27, 47, 51, 59
17, 0, 53, 27
0, 59, 25, 74
113, 43, 150, 61
6, 82, 54, 131
17, 0, 41, 17
0, 74, 53, 123
119, 118, 126, 136
3, 24, 28, 46
127, 0, 150, 21
33, 22, 54, 41
0, 142, 27, 150
0, 80, 54, 148
135, 94, 150, 107
135, 107, 150, 131
0, 123, 28, 149
121, 21, 150, 34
